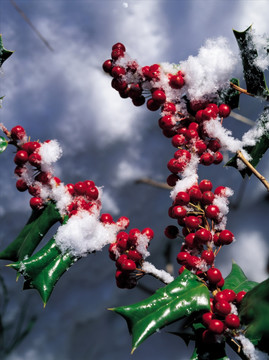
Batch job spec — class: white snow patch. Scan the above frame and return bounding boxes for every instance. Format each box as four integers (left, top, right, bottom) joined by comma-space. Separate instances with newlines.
142, 261, 174, 284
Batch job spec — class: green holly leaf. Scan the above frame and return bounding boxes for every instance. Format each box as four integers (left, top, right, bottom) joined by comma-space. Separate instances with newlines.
223, 262, 258, 293
233, 25, 269, 99
9, 237, 76, 305
218, 78, 241, 110
0, 35, 13, 68
0, 136, 8, 153
0, 201, 62, 262
110, 270, 210, 353
226, 107, 269, 177
239, 278, 269, 353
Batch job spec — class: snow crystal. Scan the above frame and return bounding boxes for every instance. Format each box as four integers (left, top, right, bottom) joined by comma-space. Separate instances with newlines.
180, 37, 238, 101
49, 181, 73, 215
55, 210, 119, 257
39, 140, 63, 166
252, 31, 269, 71
236, 334, 268, 360
142, 261, 174, 284
136, 233, 150, 259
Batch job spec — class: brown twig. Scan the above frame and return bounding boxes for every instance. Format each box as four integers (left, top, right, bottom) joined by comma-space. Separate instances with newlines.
230, 82, 255, 98
236, 150, 269, 191
135, 178, 172, 190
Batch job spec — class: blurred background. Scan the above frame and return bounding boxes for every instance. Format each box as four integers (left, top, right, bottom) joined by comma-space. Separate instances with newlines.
0, 0, 268, 359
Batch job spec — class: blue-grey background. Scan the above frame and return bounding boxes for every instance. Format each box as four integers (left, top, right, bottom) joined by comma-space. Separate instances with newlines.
0, 1, 268, 359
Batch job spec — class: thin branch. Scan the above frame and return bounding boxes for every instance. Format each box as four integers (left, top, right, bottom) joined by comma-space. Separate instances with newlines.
135, 177, 171, 190
237, 150, 269, 191
10, 0, 54, 52
230, 82, 255, 98
230, 111, 255, 126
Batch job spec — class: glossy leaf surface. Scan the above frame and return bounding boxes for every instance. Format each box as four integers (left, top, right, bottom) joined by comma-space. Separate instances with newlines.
9, 237, 76, 305
111, 270, 210, 353
0, 202, 62, 262
233, 26, 269, 99
223, 262, 257, 293
0, 136, 8, 153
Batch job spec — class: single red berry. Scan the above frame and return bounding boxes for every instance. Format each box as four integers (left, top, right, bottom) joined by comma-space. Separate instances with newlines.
194, 139, 207, 154
195, 110, 204, 123
152, 89, 166, 104
30, 197, 43, 210
184, 216, 200, 230
112, 42, 126, 52
121, 258, 136, 272
214, 291, 227, 303
102, 59, 113, 73
221, 289, 236, 302
217, 277, 225, 288
167, 158, 186, 173
14, 166, 26, 177
11, 125, 26, 140
209, 319, 224, 334
214, 186, 226, 196
28, 184, 41, 197
74, 181, 87, 195
208, 139, 221, 152
169, 74, 185, 89
35, 171, 51, 184
188, 186, 202, 203
174, 191, 190, 206
111, 78, 127, 91
162, 102, 176, 114
213, 151, 223, 164
147, 98, 160, 111
185, 129, 198, 140
200, 153, 214, 166
171, 134, 185, 147
100, 213, 114, 224
148, 64, 160, 80
159, 115, 174, 130
111, 66, 126, 78
176, 251, 191, 265
236, 291, 246, 304
128, 228, 141, 245
172, 206, 187, 219
128, 249, 143, 263
202, 329, 216, 344
201, 191, 215, 205
28, 153, 42, 167
116, 216, 130, 229
225, 314, 240, 329
203, 107, 218, 120
141, 227, 154, 240
207, 103, 219, 114
65, 183, 75, 196
86, 186, 99, 200
201, 250, 215, 265
205, 205, 220, 220
111, 48, 124, 60
164, 225, 179, 239
218, 104, 231, 118
184, 233, 196, 248
195, 228, 212, 243
14, 150, 28, 165
166, 174, 179, 187
202, 312, 213, 327
128, 83, 142, 98
132, 96, 145, 106
108, 243, 118, 261
207, 268, 222, 284
16, 179, 28, 192
199, 179, 213, 192
218, 230, 234, 245
214, 300, 231, 316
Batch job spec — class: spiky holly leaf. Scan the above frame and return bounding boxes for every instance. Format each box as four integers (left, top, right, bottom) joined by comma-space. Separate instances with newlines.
223, 262, 257, 293
239, 278, 269, 354
218, 78, 241, 110
226, 107, 269, 177
0, 35, 13, 67
233, 25, 269, 99
110, 270, 210, 353
0, 201, 62, 262
9, 236, 76, 305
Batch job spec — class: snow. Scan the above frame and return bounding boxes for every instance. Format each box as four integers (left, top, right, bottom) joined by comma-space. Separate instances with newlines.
39, 140, 63, 166
142, 261, 174, 284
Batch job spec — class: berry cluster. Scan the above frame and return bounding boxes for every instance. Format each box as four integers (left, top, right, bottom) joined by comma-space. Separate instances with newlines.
202, 289, 246, 342
108, 227, 154, 289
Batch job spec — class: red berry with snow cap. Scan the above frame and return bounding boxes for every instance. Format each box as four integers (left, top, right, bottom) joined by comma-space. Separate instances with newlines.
11, 125, 26, 140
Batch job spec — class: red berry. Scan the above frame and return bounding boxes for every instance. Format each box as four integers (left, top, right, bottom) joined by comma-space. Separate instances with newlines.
111, 66, 126, 78
128, 83, 142, 98
159, 115, 174, 130
205, 205, 219, 220
208, 139, 221, 152
188, 186, 202, 203
221, 289, 236, 302
171, 134, 185, 147
176, 251, 191, 265
214, 186, 226, 196
209, 319, 224, 334
128, 249, 143, 263
30, 197, 43, 210
214, 291, 227, 303
185, 129, 198, 140
148, 64, 160, 80
14, 150, 28, 165
184, 233, 196, 248
200, 153, 214, 166
28, 184, 40, 197
85, 186, 99, 200
174, 192, 190, 206
132, 96, 145, 106
164, 225, 179, 239
236, 291, 246, 304
202, 312, 213, 327
102, 59, 113, 73
218, 230, 234, 245
108, 243, 118, 261
207, 103, 219, 114
202, 329, 216, 344
28, 152, 42, 167
199, 179, 213, 192
184, 216, 200, 230
152, 89, 166, 104
167, 158, 186, 173
201, 191, 215, 205
121, 258, 136, 272
194, 139, 207, 154
166, 174, 179, 187
11, 125, 26, 140
74, 181, 87, 195
218, 104, 231, 118
162, 102, 176, 114
35, 171, 51, 184
214, 300, 231, 316
16, 179, 28, 192
128, 228, 141, 245
146, 98, 160, 111
141, 227, 154, 240
65, 183, 75, 196
201, 250, 215, 265
169, 74, 185, 89
112, 42, 126, 52
213, 151, 223, 164
172, 206, 187, 219
203, 107, 218, 120
195, 110, 204, 123
216, 277, 225, 288
111, 48, 124, 60
195, 228, 212, 243
100, 213, 114, 224
225, 314, 240, 329
207, 268, 222, 284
